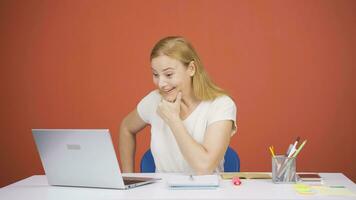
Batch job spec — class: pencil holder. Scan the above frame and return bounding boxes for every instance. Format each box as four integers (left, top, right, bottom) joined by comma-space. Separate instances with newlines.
272, 155, 297, 183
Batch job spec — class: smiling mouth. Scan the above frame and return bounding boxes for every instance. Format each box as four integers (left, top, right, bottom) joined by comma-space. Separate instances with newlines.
162, 88, 175, 95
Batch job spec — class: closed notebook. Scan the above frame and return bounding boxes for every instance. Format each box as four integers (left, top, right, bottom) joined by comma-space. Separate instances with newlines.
221, 172, 272, 179
297, 173, 322, 182
166, 175, 219, 188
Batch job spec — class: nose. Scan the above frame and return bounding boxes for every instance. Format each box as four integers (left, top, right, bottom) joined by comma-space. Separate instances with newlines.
158, 77, 168, 89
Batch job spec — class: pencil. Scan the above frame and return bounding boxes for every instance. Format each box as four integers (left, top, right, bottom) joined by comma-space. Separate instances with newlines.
269, 146, 275, 157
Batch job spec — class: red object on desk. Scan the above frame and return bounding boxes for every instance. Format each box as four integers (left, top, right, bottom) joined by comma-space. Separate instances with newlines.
232, 177, 241, 185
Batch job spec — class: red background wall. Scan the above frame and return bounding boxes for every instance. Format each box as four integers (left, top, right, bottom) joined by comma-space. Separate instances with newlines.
1, 0, 355, 187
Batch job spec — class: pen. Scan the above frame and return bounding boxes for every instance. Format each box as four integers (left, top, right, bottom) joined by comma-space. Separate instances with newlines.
292, 140, 307, 158
189, 174, 194, 180
286, 144, 293, 156
288, 137, 300, 157
329, 185, 345, 188
293, 137, 301, 147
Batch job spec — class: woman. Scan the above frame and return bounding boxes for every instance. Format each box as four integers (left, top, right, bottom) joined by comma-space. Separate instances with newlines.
119, 36, 237, 174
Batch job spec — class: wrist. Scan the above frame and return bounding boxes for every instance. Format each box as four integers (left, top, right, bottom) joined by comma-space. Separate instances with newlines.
167, 115, 182, 126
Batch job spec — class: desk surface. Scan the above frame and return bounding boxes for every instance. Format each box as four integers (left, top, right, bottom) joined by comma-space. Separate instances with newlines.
1, 173, 355, 200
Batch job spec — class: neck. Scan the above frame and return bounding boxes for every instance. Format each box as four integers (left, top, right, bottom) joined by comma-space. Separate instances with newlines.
180, 90, 200, 118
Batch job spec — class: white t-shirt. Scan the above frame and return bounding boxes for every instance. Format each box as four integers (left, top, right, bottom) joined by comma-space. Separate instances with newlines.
137, 90, 237, 173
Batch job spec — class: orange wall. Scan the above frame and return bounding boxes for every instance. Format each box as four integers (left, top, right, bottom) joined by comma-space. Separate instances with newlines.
1, 0, 355, 187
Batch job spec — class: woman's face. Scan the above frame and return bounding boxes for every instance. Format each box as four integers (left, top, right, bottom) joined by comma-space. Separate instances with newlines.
151, 55, 194, 102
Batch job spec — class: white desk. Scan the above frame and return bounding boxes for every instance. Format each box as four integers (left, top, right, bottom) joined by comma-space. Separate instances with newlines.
1, 173, 355, 200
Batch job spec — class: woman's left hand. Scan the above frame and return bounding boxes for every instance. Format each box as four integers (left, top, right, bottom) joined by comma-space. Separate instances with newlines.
157, 92, 182, 124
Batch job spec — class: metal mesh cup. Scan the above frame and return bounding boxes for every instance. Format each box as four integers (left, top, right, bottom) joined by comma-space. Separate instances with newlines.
272, 155, 297, 183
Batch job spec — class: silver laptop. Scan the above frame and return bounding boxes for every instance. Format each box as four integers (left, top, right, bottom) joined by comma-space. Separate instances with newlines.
32, 129, 159, 189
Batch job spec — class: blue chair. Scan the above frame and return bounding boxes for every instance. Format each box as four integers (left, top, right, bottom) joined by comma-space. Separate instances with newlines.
140, 146, 240, 172
140, 149, 156, 173
224, 146, 240, 172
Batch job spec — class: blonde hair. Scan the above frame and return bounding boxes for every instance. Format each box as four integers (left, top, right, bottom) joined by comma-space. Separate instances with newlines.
150, 36, 228, 101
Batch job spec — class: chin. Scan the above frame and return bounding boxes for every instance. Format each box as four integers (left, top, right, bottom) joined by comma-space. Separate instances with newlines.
163, 94, 176, 102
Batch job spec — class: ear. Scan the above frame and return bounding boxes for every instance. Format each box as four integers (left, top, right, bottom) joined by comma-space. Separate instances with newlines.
188, 61, 196, 77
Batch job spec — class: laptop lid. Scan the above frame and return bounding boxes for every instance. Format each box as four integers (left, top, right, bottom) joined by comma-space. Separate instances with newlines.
32, 129, 157, 189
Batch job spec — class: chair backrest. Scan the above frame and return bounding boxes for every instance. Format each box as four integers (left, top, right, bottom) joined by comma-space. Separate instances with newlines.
223, 146, 240, 172
140, 146, 240, 173
140, 149, 156, 173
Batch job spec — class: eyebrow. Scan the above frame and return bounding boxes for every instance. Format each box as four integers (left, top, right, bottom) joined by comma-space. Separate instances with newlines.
151, 67, 175, 72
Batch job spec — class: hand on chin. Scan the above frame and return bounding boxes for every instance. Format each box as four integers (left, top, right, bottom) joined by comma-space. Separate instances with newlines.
163, 93, 177, 102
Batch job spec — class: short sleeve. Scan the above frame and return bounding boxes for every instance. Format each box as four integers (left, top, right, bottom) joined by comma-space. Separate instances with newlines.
207, 96, 237, 136
137, 90, 161, 124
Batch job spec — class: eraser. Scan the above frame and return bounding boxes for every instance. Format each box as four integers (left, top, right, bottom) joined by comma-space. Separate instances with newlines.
232, 177, 241, 185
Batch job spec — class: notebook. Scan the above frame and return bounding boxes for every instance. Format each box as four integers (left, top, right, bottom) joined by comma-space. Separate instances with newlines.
166, 174, 219, 189
297, 173, 322, 182
32, 129, 159, 189
221, 172, 272, 179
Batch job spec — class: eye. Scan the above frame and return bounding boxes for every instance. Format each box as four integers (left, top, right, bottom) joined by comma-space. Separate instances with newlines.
166, 73, 173, 78
153, 73, 159, 78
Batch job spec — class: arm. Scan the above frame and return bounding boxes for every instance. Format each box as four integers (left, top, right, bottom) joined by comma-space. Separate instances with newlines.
157, 93, 236, 174
119, 109, 147, 172
167, 118, 233, 174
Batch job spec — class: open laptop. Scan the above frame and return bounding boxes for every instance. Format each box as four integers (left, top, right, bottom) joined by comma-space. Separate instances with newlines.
32, 129, 159, 189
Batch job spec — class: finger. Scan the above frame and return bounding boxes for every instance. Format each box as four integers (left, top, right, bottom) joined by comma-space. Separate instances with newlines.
161, 98, 169, 104
175, 92, 182, 104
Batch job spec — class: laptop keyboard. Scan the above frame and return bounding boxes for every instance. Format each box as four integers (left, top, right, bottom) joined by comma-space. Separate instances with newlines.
122, 176, 156, 186
123, 179, 143, 185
